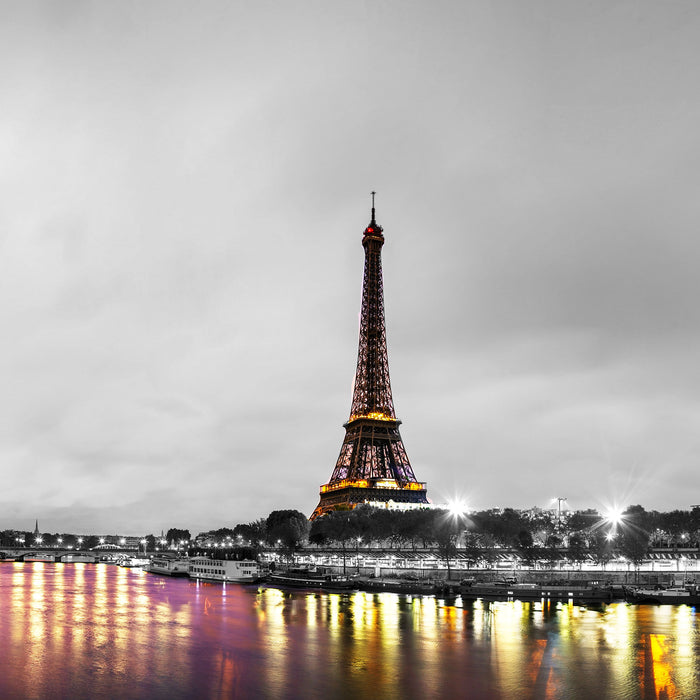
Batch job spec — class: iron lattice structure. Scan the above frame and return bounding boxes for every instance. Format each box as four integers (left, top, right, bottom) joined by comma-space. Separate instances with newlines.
311, 199, 429, 519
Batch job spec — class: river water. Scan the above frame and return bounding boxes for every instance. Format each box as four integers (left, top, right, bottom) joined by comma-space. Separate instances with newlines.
1, 562, 699, 699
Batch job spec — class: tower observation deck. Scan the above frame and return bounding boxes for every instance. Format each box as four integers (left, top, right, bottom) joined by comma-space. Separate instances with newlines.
311, 196, 429, 519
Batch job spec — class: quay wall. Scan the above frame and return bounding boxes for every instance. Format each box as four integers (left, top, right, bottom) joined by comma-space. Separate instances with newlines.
275, 563, 699, 587
268, 545, 700, 585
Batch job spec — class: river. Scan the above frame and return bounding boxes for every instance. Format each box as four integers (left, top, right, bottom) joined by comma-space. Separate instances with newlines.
0, 562, 698, 699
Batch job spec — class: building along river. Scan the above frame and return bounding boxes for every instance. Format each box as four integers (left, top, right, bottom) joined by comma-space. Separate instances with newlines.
0, 561, 699, 699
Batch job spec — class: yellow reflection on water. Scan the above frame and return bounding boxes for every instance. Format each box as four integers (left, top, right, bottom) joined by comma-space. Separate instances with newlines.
650, 634, 676, 699
29, 563, 46, 642
672, 605, 694, 693
10, 564, 26, 650
3, 565, 700, 699
70, 564, 87, 663
327, 592, 341, 631
306, 590, 318, 628
1, 561, 202, 698
92, 564, 109, 647
350, 590, 378, 631
489, 601, 533, 697
255, 587, 290, 699
114, 565, 130, 611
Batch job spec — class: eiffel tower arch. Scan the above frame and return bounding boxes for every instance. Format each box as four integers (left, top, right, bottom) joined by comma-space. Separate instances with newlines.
311, 196, 429, 519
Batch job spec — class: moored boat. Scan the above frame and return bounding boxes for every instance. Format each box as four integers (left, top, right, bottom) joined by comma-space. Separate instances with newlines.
116, 555, 150, 568
266, 567, 355, 591
148, 554, 190, 577
188, 556, 260, 583
60, 553, 97, 563
22, 552, 57, 563
358, 578, 447, 595
460, 580, 614, 603
624, 585, 700, 605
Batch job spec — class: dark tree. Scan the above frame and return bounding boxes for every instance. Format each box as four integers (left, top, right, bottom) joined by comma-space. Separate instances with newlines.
429, 509, 464, 580
658, 510, 692, 545
210, 527, 236, 539
566, 509, 601, 536
542, 534, 563, 570
348, 505, 378, 544
266, 510, 309, 558
166, 529, 192, 548
365, 508, 400, 547
567, 533, 588, 569
0, 531, 15, 547
60, 534, 77, 549
309, 510, 357, 573
516, 529, 537, 566
691, 507, 700, 545
618, 505, 652, 581
473, 508, 530, 548
233, 520, 267, 546
399, 509, 434, 550
529, 511, 557, 547
589, 529, 614, 570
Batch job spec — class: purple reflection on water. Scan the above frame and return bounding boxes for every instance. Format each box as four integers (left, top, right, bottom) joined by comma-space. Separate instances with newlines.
1, 563, 700, 699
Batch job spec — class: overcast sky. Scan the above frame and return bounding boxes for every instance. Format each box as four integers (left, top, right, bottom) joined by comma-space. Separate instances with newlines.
2, 1, 700, 536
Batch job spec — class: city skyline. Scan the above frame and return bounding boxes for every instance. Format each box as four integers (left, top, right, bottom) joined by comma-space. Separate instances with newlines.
2, 2, 700, 535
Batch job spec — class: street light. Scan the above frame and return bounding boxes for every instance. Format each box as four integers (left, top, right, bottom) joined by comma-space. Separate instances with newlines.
603, 506, 624, 540
604, 507, 623, 527
447, 499, 468, 518
356, 537, 362, 574
556, 497, 567, 531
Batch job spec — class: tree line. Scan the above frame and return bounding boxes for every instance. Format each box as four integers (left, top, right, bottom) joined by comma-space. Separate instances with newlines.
3, 504, 698, 570
223, 504, 700, 572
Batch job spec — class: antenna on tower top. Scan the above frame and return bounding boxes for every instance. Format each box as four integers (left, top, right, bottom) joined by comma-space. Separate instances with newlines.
371, 191, 376, 224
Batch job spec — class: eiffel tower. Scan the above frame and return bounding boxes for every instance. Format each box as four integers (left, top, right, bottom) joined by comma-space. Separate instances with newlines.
311, 195, 429, 519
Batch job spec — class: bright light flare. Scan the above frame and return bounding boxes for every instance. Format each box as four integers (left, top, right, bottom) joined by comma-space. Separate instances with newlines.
604, 507, 624, 526
447, 499, 469, 518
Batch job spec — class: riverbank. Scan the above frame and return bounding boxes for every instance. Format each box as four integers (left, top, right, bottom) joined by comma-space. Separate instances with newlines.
272, 559, 699, 593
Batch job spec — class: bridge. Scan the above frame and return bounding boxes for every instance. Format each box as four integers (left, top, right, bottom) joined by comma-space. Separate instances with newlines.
0, 547, 139, 560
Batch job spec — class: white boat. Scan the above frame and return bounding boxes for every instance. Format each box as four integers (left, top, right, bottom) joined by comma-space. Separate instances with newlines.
23, 553, 56, 562
188, 556, 260, 583
60, 553, 97, 563
116, 555, 150, 569
148, 554, 190, 577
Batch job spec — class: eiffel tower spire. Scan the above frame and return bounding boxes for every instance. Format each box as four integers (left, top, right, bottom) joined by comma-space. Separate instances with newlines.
311, 196, 429, 519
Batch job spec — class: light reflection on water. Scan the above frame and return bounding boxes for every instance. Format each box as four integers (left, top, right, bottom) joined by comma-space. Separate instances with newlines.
1, 564, 699, 699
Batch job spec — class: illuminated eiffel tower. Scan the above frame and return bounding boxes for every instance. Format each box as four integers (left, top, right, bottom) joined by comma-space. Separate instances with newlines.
311, 195, 429, 519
